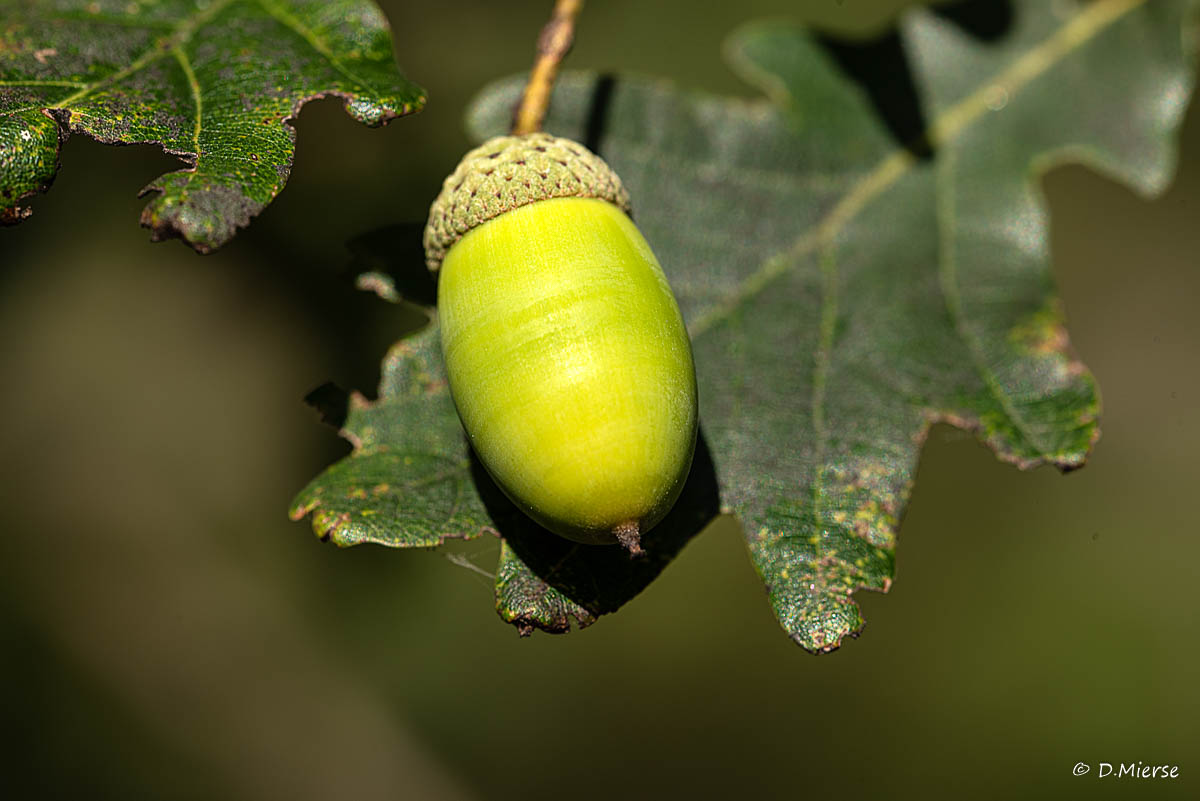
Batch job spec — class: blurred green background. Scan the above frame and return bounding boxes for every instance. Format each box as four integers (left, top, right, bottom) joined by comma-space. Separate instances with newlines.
1, 0, 1197, 798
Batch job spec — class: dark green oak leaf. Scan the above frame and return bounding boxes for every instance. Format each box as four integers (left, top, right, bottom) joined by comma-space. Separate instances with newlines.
465, 0, 1195, 652
0, 0, 424, 250
289, 322, 491, 548
294, 0, 1196, 651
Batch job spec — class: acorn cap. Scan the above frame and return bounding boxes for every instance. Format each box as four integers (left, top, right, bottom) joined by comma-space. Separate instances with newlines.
423, 132, 631, 271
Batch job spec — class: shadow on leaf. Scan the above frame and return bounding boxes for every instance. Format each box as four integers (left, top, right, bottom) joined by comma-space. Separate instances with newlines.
815, 0, 1014, 160
471, 427, 721, 620
817, 29, 934, 160
931, 0, 1014, 42
581, 73, 618, 156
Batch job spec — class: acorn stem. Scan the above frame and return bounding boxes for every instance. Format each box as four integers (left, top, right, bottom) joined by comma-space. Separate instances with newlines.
613, 520, 643, 557
511, 0, 584, 135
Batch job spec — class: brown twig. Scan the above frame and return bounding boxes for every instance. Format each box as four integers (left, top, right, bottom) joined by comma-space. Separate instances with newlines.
511, 0, 584, 135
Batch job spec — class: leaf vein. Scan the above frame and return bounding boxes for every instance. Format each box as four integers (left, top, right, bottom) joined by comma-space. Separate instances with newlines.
0, 80, 89, 88
172, 46, 203, 158
809, 245, 838, 532
936, 148, 1049, 457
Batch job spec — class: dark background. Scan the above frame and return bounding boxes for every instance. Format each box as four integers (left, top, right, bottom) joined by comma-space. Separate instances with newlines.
1, 1, 1196, 798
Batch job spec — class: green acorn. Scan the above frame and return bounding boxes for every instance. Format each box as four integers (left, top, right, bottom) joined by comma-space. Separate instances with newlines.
424, 132, 697, 553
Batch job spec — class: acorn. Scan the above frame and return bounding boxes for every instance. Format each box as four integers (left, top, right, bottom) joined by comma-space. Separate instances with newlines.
423, 132, 697, 553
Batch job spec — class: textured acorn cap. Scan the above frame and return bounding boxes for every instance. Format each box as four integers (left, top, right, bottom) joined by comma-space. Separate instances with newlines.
423, 132, 632, 271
